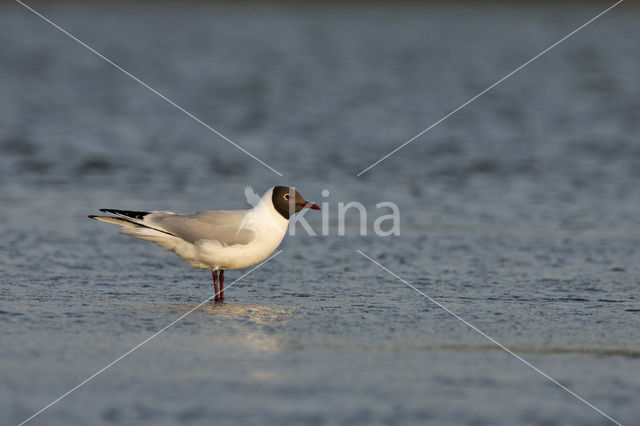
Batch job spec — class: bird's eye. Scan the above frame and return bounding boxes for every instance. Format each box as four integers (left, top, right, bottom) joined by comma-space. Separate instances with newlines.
284, 193, 290, 200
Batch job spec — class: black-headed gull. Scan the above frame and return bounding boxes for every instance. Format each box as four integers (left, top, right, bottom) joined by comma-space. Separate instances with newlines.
89, 186, 320, 301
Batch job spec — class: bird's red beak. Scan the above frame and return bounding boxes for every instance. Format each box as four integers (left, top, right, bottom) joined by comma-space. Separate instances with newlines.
297, 202, 321, 210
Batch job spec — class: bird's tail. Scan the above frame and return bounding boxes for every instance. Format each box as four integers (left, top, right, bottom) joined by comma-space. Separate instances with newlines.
89, 212, 181, 253
89, 208, 150, 227
89, 209, 177, 238
88, 215, 140, 228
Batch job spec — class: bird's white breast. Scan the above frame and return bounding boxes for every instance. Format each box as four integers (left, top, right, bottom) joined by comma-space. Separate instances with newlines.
180, 199, 288, 270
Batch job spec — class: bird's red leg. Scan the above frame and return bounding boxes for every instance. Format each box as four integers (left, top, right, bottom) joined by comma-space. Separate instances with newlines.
220, 270, 224, 300
212, 270, 219, 302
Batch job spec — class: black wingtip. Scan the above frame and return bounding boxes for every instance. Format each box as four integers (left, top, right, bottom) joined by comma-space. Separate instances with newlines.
99, 209, 150, 220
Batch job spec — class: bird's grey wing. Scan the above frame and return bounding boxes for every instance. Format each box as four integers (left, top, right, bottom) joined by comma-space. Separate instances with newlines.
149, 210, 256, 246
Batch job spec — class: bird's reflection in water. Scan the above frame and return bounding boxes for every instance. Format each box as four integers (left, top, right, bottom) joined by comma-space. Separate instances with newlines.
154, 302, 294, 321
198, 302, 294, 323
151, 302, 297, 354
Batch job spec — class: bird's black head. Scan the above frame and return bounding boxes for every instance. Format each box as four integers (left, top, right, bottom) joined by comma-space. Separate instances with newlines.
271, 186, 321, 219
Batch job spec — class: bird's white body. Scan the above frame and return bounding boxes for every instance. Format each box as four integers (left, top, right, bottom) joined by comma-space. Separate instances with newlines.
94, 188, 288, 270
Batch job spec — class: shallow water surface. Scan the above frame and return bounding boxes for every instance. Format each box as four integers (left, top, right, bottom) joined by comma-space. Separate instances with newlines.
1, 2, 640, 425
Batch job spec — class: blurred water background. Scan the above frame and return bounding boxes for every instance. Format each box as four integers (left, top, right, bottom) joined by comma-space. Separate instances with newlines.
1, 1, 639, 425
